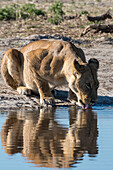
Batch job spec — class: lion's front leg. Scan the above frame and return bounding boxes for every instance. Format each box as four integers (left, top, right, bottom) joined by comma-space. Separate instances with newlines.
68, 89, 77, 104
34, 77, 55, 106
27, 52, 55, 106
37, 79, 55, 106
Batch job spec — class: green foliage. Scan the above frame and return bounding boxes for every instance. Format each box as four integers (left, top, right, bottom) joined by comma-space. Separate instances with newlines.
0, 4, 17, 20
71, 0, 75, 4
80, 10, 89, 16
49, 1, 64, 16
48, 1, 65, 25
19, 4, 46, 19
0, 3, 46, 21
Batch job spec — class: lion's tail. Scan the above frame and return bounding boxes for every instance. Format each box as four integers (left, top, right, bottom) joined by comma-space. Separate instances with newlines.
1, 49, 22, 90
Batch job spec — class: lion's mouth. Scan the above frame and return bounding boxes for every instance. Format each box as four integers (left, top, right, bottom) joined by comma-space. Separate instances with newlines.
80, 100, 92, 109
82, 104, 92, 109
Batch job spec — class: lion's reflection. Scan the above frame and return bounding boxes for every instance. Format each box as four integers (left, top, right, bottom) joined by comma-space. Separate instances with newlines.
1, 107, 98, 168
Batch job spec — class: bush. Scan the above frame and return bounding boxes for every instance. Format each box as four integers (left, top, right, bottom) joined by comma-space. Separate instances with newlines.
19, 4, 46, 19
48, 1, 65, 25
80, 10, 89, 16
0, 4, 18, 20
0, 3, 46, 21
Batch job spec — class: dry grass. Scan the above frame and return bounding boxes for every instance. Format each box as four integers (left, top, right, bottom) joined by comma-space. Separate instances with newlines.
0, 0, 113, 43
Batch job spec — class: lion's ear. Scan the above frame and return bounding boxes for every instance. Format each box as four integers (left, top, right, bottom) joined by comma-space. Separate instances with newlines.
73, 59, 85, 73
88, 58, 99, 70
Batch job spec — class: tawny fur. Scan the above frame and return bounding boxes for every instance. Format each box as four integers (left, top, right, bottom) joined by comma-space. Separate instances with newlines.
1, 39, 99, 106
1, 108, 97, 167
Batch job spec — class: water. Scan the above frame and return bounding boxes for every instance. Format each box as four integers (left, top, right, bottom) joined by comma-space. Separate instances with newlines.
0, 106, 113, 170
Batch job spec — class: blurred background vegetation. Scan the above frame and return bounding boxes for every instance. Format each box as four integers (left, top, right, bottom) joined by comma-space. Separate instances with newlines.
0, 0, 113, 41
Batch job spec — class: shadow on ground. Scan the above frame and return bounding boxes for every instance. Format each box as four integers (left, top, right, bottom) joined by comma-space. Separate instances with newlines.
55, 90, 113, 106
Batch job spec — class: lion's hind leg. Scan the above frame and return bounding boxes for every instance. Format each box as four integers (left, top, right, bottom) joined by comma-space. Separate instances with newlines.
1, 49, 22, 90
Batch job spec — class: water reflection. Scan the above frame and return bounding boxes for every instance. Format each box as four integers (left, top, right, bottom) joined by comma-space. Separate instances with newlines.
1, 107, 98, 168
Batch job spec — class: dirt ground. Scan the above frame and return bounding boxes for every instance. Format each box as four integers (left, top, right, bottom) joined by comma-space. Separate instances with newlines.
0, 0, 113, 109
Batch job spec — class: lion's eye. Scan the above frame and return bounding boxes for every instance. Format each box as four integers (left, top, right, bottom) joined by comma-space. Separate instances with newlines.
86, 83, 91, 89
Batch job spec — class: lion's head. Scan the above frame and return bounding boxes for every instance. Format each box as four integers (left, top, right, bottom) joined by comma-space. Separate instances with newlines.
69, 58, 99, 109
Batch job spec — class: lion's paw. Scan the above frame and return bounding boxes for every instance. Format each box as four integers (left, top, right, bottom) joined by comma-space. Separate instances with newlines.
40, 97, 55, 106
68, 99, 77, 105
17, 86, 31, 96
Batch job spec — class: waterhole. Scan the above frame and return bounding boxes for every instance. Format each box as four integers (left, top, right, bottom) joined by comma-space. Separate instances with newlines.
0, 106, 113, 170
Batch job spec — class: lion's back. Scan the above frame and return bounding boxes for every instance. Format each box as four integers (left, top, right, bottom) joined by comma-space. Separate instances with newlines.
20, 39, 86, 63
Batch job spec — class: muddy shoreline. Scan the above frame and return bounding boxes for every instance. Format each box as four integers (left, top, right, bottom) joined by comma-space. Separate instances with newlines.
0, 37, 113, 110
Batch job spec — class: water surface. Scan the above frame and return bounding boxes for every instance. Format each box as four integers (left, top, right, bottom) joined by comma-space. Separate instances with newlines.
0, 106, 113, 170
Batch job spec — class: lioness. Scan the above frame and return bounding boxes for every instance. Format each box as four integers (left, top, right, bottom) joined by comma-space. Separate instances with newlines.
1, 39, 99, 108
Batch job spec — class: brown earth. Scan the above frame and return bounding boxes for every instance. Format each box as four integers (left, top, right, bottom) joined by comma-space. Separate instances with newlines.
0, 0, 113, 109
